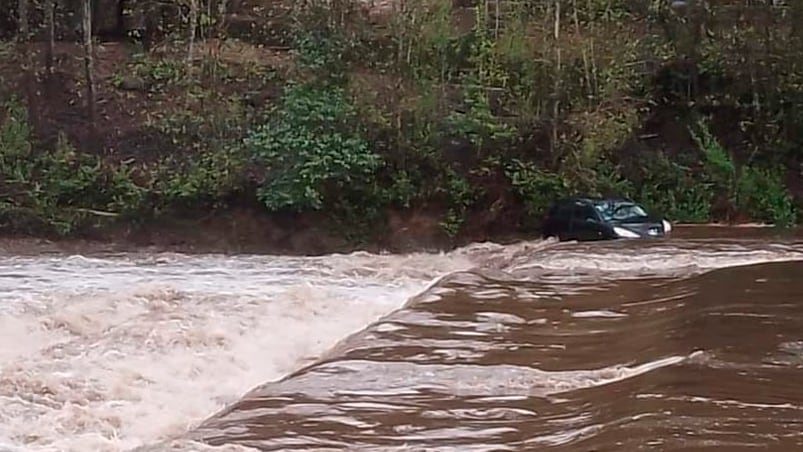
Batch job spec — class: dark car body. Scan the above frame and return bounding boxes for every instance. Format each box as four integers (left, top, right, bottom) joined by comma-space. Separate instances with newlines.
542, 196, 672, 241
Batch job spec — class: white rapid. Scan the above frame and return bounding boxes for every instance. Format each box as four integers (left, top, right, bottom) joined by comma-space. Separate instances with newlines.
0, 251, 478, 452
0, 234, 801, 452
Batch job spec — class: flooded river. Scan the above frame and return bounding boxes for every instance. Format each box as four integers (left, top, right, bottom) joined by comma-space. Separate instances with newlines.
1, 228, 802, 451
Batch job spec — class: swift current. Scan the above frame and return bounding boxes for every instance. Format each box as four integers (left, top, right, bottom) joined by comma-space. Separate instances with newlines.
1, 227, 802, 451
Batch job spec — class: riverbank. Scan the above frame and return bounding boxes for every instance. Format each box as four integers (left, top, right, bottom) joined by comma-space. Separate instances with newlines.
0, 203, 544, 256
1, 220, 800, 258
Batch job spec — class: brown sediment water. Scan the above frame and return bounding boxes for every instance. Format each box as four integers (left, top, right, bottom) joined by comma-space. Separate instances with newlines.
0, 227, 802, 451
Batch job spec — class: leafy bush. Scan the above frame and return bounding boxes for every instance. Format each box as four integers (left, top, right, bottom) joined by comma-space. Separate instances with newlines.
444, 82, 516, 151
154, 146, 245, 208
690, 119, 797, 225
0, 97, 30, 144
439, 170, 477, 237
638, 152, 713, 222
735, 166, 797, 226
0, 100, 145, 233
590, 160, 636, 198
505, 159, 569, 217
691, 119, 736, 203
294, 28, 350, 77
245, 83, 380, 212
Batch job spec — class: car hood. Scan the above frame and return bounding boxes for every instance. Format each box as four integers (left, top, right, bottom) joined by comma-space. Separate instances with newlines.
610, 217, 665, 235
610, 215, 663, 225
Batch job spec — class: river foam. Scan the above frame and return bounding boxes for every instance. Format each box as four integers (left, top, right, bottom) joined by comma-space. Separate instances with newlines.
0, 252, 475, 452
1, 233, 802, 451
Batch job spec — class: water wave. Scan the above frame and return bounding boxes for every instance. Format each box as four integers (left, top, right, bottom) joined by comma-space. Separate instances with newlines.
1, 233, 802, 451
180, 245, 803, 451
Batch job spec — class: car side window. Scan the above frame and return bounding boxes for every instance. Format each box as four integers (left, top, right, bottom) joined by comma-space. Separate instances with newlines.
573, 205, 599, 222
555, 204, 573, 220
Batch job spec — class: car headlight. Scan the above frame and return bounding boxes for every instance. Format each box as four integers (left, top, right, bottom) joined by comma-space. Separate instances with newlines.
613, 226, 640, 238
662, 219, 672, 233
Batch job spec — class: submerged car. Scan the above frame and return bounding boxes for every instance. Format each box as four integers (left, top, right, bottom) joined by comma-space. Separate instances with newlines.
542, 196, 672, 241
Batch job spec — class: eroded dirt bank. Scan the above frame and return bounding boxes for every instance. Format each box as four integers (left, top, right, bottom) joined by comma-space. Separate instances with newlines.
1, 214, 800, 257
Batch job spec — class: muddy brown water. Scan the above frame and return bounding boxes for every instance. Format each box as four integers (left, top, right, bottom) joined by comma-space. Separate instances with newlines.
1, 227, 802, 452
175, 229, 803, 452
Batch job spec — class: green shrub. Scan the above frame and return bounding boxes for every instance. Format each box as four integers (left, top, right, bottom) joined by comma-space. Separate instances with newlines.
154, 146, 245, 208
245, 83, 380, 212
690, 119, 797, 225
638, 152, 713, 222
736, 166, 797, 226
505, 159, 569, 217
0, 100, 146, 234
444, 81, 516, 151
691, 119, 736, 203
439, 170, 477, 237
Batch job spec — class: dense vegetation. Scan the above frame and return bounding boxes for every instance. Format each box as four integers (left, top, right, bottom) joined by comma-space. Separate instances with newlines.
0, 0, 801, 246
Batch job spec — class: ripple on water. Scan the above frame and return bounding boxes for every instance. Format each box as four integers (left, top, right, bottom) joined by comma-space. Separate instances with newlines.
2, 236, 803, 451
183, 251, 803, 451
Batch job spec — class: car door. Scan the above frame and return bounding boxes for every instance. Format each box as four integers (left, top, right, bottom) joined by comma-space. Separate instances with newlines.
549, 203, 574, 239
571, 204, 604, 241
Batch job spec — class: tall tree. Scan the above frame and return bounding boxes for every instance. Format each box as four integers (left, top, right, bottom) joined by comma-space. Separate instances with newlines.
216, 0, 230, 39
17, 0, 38, 131
551, 0, 560, 155
187, 0, 198, 65
82, 0, 97, 123
45, 0, 56, 73
17, 0, 29, 42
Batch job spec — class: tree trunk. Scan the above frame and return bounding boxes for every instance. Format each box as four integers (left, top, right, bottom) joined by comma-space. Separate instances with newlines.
82, 0, 97, 123
572, 0, 591, 103
17, 0, 29, 42
45, 0, 56, 73
18, 0, 38, 133
551, 0, 561, 155
209, 0, 230, 84
217, 0, 229, 38
793, 2, 803, 40
187, 0, 198, 65
494, 0, 499, 39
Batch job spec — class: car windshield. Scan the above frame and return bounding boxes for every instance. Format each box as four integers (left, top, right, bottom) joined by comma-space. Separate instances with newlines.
593, 201, 649, 221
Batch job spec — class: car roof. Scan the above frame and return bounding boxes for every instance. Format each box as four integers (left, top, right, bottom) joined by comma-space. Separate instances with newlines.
554, 195, 634, 206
